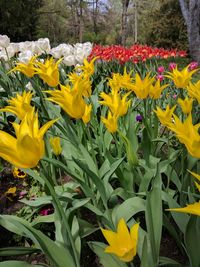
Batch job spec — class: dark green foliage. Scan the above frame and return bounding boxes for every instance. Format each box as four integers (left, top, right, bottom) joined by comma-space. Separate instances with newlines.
0, 0, 42, 42
147, 0, 188, 50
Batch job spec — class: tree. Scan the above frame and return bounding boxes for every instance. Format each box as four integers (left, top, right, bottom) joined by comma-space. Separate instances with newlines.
121, 0, 130, 45
0, 0, 42, 41
37, 0, 69, 45
146, 0, 188, 50
179, 0, 200, 62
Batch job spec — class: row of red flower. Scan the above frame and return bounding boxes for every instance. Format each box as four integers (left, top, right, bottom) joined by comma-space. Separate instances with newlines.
88, 44, 187, 63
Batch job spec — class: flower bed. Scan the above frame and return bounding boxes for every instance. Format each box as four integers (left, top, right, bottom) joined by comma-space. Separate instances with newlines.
0, 34, 199, 267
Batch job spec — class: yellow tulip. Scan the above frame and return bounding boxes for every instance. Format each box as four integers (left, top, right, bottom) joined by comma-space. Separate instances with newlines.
50, 136, 62, 156
149, 80, 168, 99
45, 84, 87, 119
78, 57, 98, 77
9, 56, 37, 78
0, 110, 56, 168
101, 111, 118, 133
169, 113, 200, 158
68, 72, 92, 97
34, 57, 62, 87
82, 104, 92, 124
108, 68, 134, 93
167, 201, 200, 216
154, 104, 176, 127
0, 91, 34, 120
165, 66, 198, 88
177, 97, 193, 114
187, 80, 200, 104
99, 91, 131, 118
131, 72, 155, 99
101, 218, 139, 262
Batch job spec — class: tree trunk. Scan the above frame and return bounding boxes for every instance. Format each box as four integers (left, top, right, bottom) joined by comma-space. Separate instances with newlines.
188, 0, 200, 62
92, 0, 98, 35
121, 0, 130, 46
134, 1, 138, 43
179, 0, 200, 63
75, 0, 83, 43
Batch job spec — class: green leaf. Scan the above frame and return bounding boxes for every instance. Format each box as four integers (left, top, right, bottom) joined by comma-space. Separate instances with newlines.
73, 158, 108, 208
159, 256, 181, 266
140, 236, 149, 267
112, 197, 145, 225
20, 196, 52, 207
145, 164, 162, 265
0, 215, 76, 267
31, 214, 55, 227
185, 216, 200, 267
88, 242, 127, 267
162, 191, 189, 233
103, 157, 124, 183
79, 143, 98, 175
78, 218, 98, 238
71, 216, 81, 260
0, 247, 40, 256
43, 157, 94, 198
0, 261, 44, 267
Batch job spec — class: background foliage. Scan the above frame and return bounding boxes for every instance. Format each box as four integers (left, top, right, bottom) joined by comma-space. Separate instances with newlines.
0, 0, 188, 50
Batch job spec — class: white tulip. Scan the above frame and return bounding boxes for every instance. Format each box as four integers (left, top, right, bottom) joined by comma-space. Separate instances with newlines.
74, 47, 86, 64
34, 38, 51, 54
0, 51, 7, 60
50, 46, 62, 59
18, 50, 33, 63
9, 43, 20, 54
19, 41, 35, 53
63, 55, 76, 66
0, 35, 10, 48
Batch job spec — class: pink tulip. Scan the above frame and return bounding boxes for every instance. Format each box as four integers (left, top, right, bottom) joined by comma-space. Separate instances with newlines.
157, 66, 165, 73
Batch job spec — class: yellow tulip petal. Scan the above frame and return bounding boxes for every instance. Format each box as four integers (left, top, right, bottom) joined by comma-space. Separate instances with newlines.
188, 170, 200, 182
101, 228, 118, 246
194, 182, 200, 192
167, 201, 200, 216
117, 218, 132, 246
39, 119, 58, 138
119, 248, 135, 262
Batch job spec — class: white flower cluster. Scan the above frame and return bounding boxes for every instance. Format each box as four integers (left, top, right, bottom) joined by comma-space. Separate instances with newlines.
50, 42, 92, 66
0, 34, 93, 66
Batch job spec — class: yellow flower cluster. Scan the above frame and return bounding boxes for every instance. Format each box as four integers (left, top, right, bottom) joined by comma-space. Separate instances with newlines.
0, 56, 99, 168
10, 56, 62, 87
155, 101, 200, 159
0, 91, 34, 120
45, 58, 94, 124
131, 73, 168, 99
99, 73, 131, 133
165, 66, 198, 88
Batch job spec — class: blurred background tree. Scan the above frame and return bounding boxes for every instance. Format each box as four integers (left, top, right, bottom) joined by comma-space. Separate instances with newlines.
0, 0, 42, 41
0, 0, 189, 51
146, 0, 188, 50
